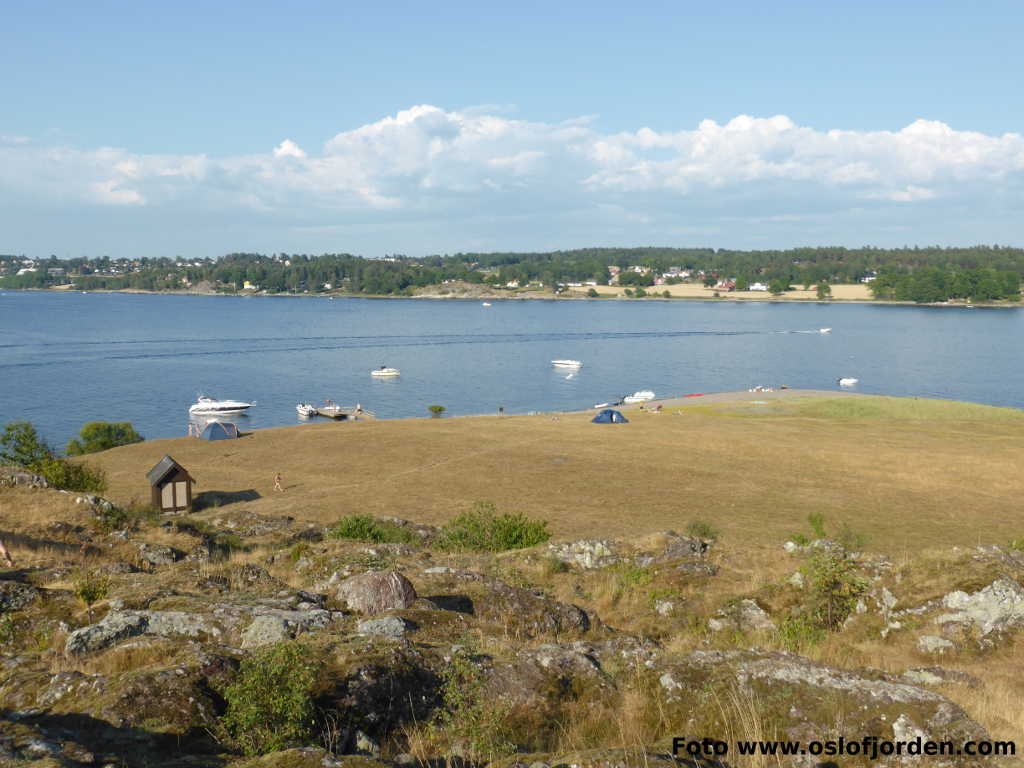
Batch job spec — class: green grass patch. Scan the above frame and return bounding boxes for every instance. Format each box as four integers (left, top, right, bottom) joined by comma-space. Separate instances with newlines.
438, 501, 550, 552
795, 396, 1024, 423
327, 514, 418, 544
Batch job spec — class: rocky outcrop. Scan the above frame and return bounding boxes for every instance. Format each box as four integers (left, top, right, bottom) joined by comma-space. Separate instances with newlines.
65, 610, 221, 655
0, 467, 48, 488
936, 577, 1024, 636
136, 542, 182, 567
707, 599, 775, 632
240, 615, 290, 648
656, 649, 988, 762
475, 581, 593, 639
357, 616, 409, 638
0, 580, 40, 611
334, 570, 417, 615
548, 539, 620, 569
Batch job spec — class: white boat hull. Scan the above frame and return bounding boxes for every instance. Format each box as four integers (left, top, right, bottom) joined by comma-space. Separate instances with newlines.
552, 360, 583, 368
371, 368, 400, 377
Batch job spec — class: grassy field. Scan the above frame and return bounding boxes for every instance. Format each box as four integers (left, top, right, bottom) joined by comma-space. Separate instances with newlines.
83, 392, 1024, 554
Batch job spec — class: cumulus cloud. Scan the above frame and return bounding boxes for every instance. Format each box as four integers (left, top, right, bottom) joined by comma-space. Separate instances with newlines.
1, 107, 1023, 249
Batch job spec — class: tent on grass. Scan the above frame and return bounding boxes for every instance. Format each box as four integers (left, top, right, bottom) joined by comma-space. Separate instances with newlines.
200, 421, 240, 440
591, 409, 629, 424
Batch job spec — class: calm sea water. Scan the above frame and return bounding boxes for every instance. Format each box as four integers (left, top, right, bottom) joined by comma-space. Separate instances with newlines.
1, 291, 1020, 448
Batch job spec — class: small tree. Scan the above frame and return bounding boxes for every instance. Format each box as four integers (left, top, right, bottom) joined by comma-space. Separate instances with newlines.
66, 421, 144, 456
427, 405, 446, 418
73, 568, 110, 623
816, 282, 832, 300
634, 286, 647, 298
768, 278, 790, 295
586, 287, 599, 298
0, 422, 53, 468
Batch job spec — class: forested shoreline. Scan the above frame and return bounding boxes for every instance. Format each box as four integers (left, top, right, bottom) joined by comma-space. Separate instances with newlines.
1, 245, 1020, 303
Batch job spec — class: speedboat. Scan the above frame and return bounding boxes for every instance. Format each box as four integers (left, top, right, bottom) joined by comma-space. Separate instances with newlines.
837, 378, 858, 386
552, 360, 583, 368
819, 328, 831, 333
623, 390, 655, 404
482, 302, 492, 307
371, 366, 400, 377
189, 395, 253, 415
296, 403, 318, 417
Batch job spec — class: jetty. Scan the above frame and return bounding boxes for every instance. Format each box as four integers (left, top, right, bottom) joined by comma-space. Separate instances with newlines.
316, 404, 376, 421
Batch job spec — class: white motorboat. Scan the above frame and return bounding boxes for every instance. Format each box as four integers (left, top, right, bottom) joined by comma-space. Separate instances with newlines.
837, 378, 858, 386
371, 366, 401, 377
551, 359, 583, 368
296, 403, 318, 417
189, 395, 253, 415
482, 302, 492, 307
623, 390, 655, 404
819, 328, 832, 333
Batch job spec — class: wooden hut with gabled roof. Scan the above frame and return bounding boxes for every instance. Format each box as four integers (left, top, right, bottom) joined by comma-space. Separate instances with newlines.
147, 455, 194, 514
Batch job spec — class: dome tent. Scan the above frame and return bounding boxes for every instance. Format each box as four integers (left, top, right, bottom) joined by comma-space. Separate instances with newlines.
200, 421, 240, 440
591, 409, 629, 424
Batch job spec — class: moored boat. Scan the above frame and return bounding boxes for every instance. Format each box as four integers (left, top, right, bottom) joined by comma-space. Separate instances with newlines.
371, 366, 400, 377
623, 390, 655, 404
551, 359, 583, 368
296, 403, 317, 417
188, 395, 253, 415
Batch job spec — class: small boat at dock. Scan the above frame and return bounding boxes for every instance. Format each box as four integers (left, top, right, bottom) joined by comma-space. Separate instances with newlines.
296, 403, 317, 417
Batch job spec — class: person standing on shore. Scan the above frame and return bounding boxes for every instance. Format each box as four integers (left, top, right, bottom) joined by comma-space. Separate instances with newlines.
274, 473, 284, 492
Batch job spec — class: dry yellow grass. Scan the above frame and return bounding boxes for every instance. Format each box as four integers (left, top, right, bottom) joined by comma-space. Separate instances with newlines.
79, 393, 1024, 555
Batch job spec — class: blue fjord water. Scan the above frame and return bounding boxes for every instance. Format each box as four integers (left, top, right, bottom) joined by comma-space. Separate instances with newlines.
0, 291, 1020, 447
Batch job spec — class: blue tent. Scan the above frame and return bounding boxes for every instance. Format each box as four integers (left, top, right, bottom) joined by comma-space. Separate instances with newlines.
591, 409, 629, 424
200, 421, 240, 440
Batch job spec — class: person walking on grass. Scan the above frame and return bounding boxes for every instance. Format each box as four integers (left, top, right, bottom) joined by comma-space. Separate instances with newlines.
0, 538, 13, 568
274, 472, 284, 492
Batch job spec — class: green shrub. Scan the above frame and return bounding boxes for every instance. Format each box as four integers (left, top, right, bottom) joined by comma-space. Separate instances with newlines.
220, 641, 319, 756
327, 514, 417, 544
801, 550, 868, 631
542, 556, 570, 576
427, 405, 446, 418
685, 519, 720, 542
807, 512, 827, 539
1009, 538, 1024, 551
438, 501, 550, 552
90, 500, 158, 534
0, 613, 16, 645
66, 421, 144, 456
39, 458, 107, 493
73, 568, 110, 623
586, 287, 599, 298
427, 649, 514, 763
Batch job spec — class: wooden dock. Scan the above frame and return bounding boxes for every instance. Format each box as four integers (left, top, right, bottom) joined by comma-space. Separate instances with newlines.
316, 405, 376, 421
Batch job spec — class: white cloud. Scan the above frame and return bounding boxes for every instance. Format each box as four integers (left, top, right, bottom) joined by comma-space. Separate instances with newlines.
2, 107, 1024, 252
273, 139, 306, 159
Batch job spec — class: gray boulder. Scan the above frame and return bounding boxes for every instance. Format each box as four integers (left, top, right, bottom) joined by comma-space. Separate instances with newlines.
356, 616, 408, 638
936, 578, 1024, 636
137, 542, 181, 567
65, 610, 220, 655
241, 615, 290, 648
708, 599, 775, 632
65, 612, 148, 655
334, 570, 417, 615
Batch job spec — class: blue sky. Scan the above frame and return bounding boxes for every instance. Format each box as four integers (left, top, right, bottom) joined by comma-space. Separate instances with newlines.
3, 0, 1023, 258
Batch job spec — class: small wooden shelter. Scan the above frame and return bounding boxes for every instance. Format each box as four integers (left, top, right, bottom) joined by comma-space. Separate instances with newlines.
147, 455, 194, 514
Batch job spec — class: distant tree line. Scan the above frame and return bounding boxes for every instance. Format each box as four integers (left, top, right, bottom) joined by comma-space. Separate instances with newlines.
1, 246, 1021, 301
